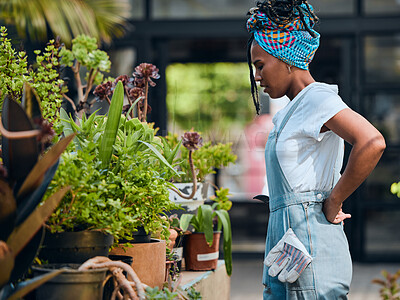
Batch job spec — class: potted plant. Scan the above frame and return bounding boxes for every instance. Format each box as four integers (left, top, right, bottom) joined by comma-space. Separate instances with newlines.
166, 131, 237, 211
179, 187, 233, 276
0, 85, 74, 299
43, 79, 181, 287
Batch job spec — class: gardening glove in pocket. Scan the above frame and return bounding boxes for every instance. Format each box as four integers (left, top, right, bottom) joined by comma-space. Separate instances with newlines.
264, 228, 312, 283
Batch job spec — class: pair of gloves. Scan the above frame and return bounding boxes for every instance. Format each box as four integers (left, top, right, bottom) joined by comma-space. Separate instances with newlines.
264, 228, 312, 283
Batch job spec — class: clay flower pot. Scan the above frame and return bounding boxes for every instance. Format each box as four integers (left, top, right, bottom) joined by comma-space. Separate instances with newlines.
184, 232, 221, 271
109, 239, 166, 288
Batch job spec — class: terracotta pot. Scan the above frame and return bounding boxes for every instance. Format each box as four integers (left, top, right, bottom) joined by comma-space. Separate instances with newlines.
109, 238, 165, 288
184, 232, 221, 271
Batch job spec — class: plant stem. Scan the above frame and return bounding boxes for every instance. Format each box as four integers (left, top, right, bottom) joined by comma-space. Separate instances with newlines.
143, 79, 149, 122
62, 93, 77, 112
72, 61, 85, 118
83, 68, 95, 103
169, 150, 197, 199
105, 95, 111, 105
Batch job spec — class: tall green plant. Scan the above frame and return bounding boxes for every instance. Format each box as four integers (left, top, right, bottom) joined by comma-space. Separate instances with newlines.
99, 80, 123, 168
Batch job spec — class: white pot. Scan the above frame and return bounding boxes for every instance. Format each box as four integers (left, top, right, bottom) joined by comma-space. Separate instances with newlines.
169, 182, 205, 211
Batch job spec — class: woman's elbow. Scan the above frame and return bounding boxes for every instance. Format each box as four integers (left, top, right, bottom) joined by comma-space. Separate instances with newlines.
372, 133, 386, 155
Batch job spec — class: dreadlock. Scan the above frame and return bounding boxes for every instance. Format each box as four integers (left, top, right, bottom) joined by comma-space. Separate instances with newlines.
247, 34, 260, 115
255, 0, 319, 37
246, 0, 319, 114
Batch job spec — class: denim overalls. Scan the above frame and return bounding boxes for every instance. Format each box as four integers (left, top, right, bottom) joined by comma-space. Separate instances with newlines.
263, 92, 352, 299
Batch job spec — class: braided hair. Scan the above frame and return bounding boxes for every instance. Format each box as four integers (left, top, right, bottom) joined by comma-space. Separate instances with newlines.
246, 0, 319, 114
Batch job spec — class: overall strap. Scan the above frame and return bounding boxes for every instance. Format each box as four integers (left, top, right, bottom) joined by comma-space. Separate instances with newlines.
275, 91, 308, 141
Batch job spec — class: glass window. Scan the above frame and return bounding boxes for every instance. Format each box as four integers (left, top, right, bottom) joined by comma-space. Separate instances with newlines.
129, 0, 145, 20
152, 0, 254, 19
364, 93, 400, 146
364, 35, 400, 84
363, 149, 400, 204
151, 0, 354, 19
363, 93, 400, 203
364, 0, 400, 15
308, 0, 354, 15
108, 48, 137, 76
365, 209, 400, 257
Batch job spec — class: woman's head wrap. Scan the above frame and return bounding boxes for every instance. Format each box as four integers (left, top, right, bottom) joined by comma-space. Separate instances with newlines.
246, 3, 320, 70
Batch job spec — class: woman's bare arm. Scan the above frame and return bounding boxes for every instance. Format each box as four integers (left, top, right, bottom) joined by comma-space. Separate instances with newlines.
323, 108, 386, 223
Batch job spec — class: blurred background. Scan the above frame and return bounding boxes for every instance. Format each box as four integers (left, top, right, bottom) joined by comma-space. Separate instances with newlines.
1, 0, 400, 298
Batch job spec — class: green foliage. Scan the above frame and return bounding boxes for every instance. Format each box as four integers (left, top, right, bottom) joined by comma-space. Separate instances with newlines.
180, 203, 232, 276
0, 26, 63, 123
0, 0, 130, 45
209, 187, 232, 211
99, 81, 124, 168
60, 34, 111, 85
46, 109, 180, 242
166, 62, 253, 137
186, 287, 202, 300
144, 286, 202, 300
372, 269, 400, 300
30, 39, 64, 124
145, 286, 179, 300
165, 133, 237, 183
0, 26, 29, 106
59, 34, 112, 116
391, 182, 400, 198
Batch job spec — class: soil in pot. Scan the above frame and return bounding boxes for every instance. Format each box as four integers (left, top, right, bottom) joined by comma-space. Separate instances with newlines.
184, 232, 221, 271
32, 263, 107, 300
38, 231, 114, 264
109, 238, 166, 288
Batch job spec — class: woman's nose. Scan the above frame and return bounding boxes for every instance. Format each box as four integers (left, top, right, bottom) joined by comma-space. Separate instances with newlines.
254, 73, 261, 81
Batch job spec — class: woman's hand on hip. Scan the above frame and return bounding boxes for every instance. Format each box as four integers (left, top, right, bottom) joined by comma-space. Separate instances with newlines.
323, 198, 351, 224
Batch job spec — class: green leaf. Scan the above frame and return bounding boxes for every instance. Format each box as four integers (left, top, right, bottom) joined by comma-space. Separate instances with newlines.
137, 140, 178, 175
199, 205, 214, 246
214, 209, 232, 276
60, 108, 81, 150
179, 214, 193, 232
82, 108, 100, 132
99, 81, 124, 169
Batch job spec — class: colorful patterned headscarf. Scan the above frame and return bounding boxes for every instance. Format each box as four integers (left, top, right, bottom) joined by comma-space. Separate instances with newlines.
246, 3, 320, 70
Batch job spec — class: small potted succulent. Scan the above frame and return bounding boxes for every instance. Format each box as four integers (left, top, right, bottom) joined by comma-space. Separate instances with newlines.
166, 131, 237, 211
179, 187, 233, 276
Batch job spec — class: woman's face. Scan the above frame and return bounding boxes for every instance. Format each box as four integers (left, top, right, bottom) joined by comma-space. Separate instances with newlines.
251, 42, 291, 99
